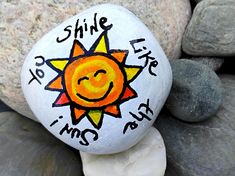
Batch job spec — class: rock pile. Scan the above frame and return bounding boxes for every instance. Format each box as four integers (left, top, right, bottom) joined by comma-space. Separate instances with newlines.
156, 75, 235, 176
0, 0, 235, 175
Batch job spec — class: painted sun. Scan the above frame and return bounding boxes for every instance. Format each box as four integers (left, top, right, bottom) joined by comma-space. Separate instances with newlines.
45, 30, 142, 129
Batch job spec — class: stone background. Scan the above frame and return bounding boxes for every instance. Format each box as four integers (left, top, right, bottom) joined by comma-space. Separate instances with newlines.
1, 0, 235, 175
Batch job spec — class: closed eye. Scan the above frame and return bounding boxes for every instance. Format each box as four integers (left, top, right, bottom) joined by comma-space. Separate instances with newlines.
78, 76, 89, 85
94, 69, 106, 77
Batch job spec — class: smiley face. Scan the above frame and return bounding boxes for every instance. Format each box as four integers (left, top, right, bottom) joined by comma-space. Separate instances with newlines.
64, 54, 125, 108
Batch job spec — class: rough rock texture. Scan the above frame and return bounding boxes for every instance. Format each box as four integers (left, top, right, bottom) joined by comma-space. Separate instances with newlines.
0, 0, 191, 120
166, 59, 223, 122
80, 127, 166, 176
186, 57, 224, 71
0, 111, 83, 176
183, 0, 235, 56
156, 74, 235, 176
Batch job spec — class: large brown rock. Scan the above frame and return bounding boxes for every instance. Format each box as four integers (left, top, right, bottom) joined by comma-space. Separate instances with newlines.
183, 0, 235, 56
0, 0, 191, 120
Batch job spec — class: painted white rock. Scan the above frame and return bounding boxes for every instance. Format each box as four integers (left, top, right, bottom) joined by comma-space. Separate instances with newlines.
80, 127, 167, 176
21, 4, 172, 154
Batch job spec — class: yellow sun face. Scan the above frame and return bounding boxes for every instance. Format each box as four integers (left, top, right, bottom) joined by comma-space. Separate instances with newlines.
45, 30, 142, 129
64, 55, 125, 108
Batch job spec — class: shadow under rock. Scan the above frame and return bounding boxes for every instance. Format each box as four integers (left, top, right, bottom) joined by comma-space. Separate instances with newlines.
0, 100, 12, 112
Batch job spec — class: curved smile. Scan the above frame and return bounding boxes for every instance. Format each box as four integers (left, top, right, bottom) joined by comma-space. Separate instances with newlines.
76, 82, 114, 102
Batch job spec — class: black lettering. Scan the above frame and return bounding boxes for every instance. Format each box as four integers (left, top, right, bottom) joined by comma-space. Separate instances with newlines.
123, 99, 153, 134
123, 121, 138, 134
75, 19, 84, 38
50, 116, 63, 127
90, 13, 98, 35
28, 69, 41, 85
34, 56, 45, 67
129, 111, 151, 122
50, 119, 58, 127
79, 129, 99, 146
71, 128, 81, 139
138, 51, 155, 67
138, 99, 153, 115
36, 68, 44, 79
84, 19, 88, 31
129, 38, 146, 53
59, 123, 73, 135
99, 17, 113, 30
149, 60, 158, 76
138, 111, 151, 121
149, 61, 158, 76
56, 25, 72, 43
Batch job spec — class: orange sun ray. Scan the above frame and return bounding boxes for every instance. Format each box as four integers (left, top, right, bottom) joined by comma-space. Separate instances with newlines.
111, 50, 128, 63
70, 40, 86, 58
104, 105, 121, 117
120, 86, 137, 102
45, 76, 63, 91
73, 107, 87, 121
53, 92, 70, 107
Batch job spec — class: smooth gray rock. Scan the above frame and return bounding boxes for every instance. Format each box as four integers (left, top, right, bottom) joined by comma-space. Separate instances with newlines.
166, 59, 223, 122
155, 74, 235, 176
186, 57, 224, 71
183, 0, 235, 56
0, 111, 83, 176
